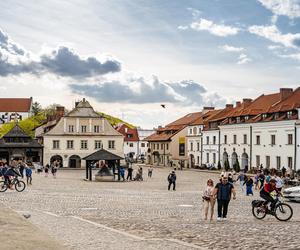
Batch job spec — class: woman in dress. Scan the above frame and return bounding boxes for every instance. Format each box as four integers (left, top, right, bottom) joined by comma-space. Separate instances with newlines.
202, 179, 215, 221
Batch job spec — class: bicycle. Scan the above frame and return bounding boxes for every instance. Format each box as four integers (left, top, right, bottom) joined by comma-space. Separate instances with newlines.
0, 176, 26, 192
252, 194, 293, 221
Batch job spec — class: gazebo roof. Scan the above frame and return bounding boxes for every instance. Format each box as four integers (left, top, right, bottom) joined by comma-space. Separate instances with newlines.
83, 149, 123, 161
2, 124, 30, 138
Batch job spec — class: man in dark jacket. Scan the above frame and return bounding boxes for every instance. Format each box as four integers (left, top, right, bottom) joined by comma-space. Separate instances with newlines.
167, 171, 176, 191
213, 176, 236, 220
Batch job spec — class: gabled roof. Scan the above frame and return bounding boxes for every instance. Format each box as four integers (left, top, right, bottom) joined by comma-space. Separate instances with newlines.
83, 149, 123, 161
2, 124, 30, 138
145, 112, 202, 142
116, 123, 139, 142
167, 112, 202, 126
65, 98, 101, 118
268, 87, 300, 113
190, 110, 221, 125
0, 98, 32, 112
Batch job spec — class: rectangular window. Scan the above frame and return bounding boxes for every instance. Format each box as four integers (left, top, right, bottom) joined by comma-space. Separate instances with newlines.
141, 143, 145, 147
266, 156, 270, 168
53, 140, 60, 149
288, 157, 293, 168
271, 135, 276, 145
80, 140, 88, 149
256, 155, 260, 166
233, 135, 237, 144
66, 140, 73, 149
108, 140, 115, 149
276, 156, 281, 169
190, 142, 193, 151
206, 153, 209, 163
94, 125, 100, 133
213, 136, 216, 145
95, 140, 102, 149
288, 134, 293, 145
213, 153, 216, 164
157, 143, 159, 150
189, 128, 192, 134
197, 156, 200, 164
197, 142, 200, 151
166, 144, 169, 150
256, 135, 260, 145
81, 125, 87, 133
206, 136, 209, 145
68, 125, 74, 133
161, 144, 163, 150
243, 134, 247, 144
224, 135, 227, 144
198, 127, 201, 134
129, 143, 133, 147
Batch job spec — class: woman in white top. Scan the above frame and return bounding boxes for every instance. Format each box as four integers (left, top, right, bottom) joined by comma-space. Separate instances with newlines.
202, 179, 215, 221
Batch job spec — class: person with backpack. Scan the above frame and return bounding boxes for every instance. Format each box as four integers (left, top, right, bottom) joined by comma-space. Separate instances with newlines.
167, 171, 176, 191
25, 165, 32, 185
243, 176, 254, 196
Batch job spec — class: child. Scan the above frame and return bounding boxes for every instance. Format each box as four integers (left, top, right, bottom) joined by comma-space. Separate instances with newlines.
25, 166, 32, 185
244, 176, 253, 196
148, 167, 153, 178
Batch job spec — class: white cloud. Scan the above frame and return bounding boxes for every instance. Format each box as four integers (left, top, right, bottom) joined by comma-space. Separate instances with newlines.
190, 18, 240, 37
177, 25, 189, 30
237, 54, 252, 64
258, 0, 300, 19
219, 44, 245, 52
268, 44, 282, 50
248, 25, 300, 48
278, 52, 300, 61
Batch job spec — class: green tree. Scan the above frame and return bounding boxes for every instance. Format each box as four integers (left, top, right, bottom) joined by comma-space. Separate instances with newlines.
32, 102, 42, 116
224, 159, 230, 172
233, 159, 240, 173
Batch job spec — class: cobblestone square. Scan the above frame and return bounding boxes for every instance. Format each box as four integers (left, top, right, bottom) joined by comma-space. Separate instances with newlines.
1, 167, 300, 250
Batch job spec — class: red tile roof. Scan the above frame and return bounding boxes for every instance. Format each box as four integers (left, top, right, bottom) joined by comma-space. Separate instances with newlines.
145, 112, 202, 142
0, 98, 32, 112
116, 123, 139, 142
268, 87, 300, 113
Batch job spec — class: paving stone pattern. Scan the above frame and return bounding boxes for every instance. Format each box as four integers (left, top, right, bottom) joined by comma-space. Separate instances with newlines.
1, 167, 299, 250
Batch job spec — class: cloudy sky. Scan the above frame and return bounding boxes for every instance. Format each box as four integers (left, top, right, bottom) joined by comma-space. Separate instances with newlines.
0, 0, 300, 128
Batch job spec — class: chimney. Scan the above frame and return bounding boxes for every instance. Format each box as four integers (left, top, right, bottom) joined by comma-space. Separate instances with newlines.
75, 101, 79, 107
236, 101, 241, 108
226, 104, 234, 109
242, 98, 252, 107
56, 106, 65, 117
202, 106, 215, 113
280, 88, 293, 101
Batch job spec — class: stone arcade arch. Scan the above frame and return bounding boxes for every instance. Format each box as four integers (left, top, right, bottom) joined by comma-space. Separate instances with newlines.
68, 155, 81, 168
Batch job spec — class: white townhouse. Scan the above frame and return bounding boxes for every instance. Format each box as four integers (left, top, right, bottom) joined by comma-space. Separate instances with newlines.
35, 98, 124, 168
215, 88, 300, 172
186, 108, 218, 168
137, 128, 154, 157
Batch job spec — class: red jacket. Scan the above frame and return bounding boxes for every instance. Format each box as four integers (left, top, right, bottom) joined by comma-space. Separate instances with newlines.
263, 183, 278, 194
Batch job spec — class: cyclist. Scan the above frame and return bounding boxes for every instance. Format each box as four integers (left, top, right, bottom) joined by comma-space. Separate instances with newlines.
3, 164, 21, 189
260, 179, 280, 212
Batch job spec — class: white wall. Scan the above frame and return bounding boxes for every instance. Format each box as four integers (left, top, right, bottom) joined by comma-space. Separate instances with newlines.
202, 130, 220, 167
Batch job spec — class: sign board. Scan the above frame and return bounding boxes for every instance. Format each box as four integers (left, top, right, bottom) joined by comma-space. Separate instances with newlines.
179, 137, 185, 156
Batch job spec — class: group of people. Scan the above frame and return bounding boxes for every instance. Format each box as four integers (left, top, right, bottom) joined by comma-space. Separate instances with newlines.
41, 162, 59, 178
201, 167, 287, 221
0, 160, 33, 188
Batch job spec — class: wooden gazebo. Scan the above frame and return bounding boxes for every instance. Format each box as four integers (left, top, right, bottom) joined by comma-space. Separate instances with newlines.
83, 149, 123, 181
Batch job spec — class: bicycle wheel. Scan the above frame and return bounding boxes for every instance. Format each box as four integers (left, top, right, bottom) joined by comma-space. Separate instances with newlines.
0, 181, 8, 192
252, 206, 267, 220
15, 180, 26, 192
275, 203, 293, 221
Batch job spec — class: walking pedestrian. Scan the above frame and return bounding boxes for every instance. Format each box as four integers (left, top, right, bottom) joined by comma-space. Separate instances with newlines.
281, 166, 286, 177
243, 176, 253, 196
167, 171, 176, 191
275, 173, 283, 192
25, 165, 32, 185
51, 162, 58, 178
126, 165, 133, 181
18, 161, 25, 178
213, 176, 236, 221
254, 172, 259, 190
44, 164, 49, 177
258, 171, 265, 189
202, 179, 215, 221
148, 167, 153, 178
237, 172, 246, 192
119, 166, 125, 181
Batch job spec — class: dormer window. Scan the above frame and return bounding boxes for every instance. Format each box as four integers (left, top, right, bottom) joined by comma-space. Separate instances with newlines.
262, 114, 267, 119
245, 116, 249, 121
287, 111, 292, 118
275, 113, 279, 119
236, 117, 240, 123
